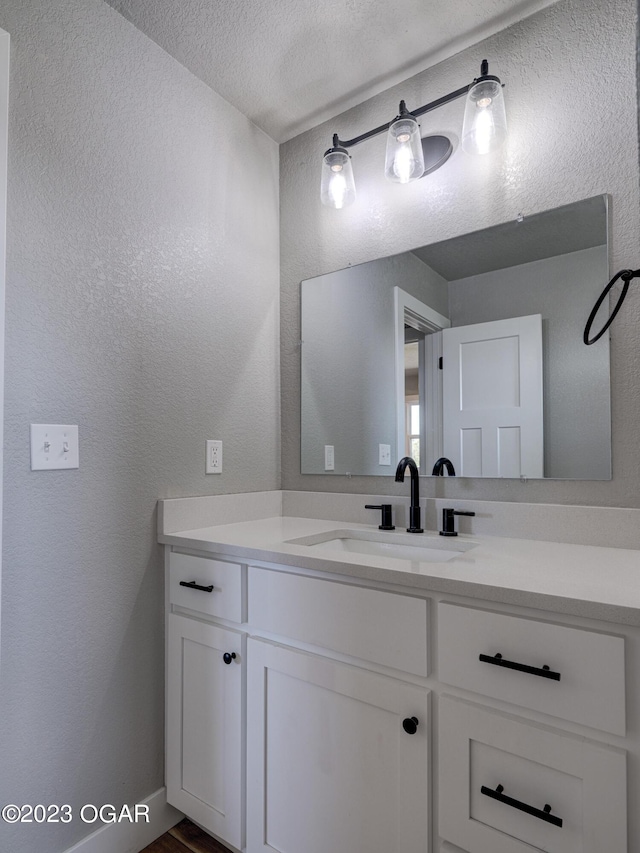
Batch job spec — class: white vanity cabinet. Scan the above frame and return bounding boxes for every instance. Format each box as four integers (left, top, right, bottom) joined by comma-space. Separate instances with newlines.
163, 542, 635, 853
165, 553, 245, 849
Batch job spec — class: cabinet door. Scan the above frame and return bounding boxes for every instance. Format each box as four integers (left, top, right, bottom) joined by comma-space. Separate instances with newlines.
247, 639, 431, 853
166, 614, 242, 848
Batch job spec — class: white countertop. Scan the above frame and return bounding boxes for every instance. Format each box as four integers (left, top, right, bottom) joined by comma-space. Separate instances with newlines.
160, 515, 640, 626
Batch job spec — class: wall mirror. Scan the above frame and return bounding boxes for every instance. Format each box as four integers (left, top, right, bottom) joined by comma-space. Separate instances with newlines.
301, 195, 611, 479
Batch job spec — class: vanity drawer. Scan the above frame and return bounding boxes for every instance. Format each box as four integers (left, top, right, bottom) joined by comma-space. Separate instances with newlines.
439, 695, 627, 853
248, 567, 429, 676
169, 552, 242, 623
438, 602, 625, 735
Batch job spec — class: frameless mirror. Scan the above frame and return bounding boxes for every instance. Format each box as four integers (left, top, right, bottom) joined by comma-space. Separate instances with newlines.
301, 195, 611, 479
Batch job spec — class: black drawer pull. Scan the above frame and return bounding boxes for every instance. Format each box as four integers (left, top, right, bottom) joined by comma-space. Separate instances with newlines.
481, 783, 563, 828
179, 580, 215, 593
479, 652, 561, 681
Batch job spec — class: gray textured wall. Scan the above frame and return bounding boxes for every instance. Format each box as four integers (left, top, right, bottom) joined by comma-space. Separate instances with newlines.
448, 246, 611, 480
281, 0, 640, 506
0, 2, 279, 851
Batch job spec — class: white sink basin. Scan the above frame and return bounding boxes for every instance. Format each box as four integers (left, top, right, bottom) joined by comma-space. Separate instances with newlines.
286, 529, 476, 563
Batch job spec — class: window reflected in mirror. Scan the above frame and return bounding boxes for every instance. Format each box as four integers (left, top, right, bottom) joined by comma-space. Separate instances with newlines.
404, 328, 426, 470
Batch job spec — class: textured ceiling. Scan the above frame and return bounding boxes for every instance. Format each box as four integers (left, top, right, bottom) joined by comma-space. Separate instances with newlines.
104, 0, 559, 142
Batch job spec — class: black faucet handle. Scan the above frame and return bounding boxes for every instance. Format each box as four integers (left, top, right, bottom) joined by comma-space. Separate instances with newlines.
365, 504, 395, 530
440, 507, 475, 536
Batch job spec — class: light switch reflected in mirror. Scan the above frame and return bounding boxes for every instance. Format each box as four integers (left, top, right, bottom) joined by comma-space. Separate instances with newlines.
300, 195, 611, 479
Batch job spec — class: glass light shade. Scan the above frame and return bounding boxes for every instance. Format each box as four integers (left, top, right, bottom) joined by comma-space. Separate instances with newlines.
461, 78, 507, 155
320, 148, 356, 209
384, 115, 425, 183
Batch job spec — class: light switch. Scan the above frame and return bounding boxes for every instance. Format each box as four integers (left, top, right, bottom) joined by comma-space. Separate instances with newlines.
30, 424, 79, 470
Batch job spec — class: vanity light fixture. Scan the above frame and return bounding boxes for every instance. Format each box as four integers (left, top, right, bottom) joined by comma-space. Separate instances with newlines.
320, 59, 507, 208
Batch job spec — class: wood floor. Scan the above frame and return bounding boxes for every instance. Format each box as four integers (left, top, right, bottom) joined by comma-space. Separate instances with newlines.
141, 818, 233, 853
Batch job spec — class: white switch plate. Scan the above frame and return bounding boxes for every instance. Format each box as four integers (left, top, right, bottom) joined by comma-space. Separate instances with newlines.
379, 443, 391, 465
205, 440, 222, 474
324, 445, 335, 471
30, 424, 79, 470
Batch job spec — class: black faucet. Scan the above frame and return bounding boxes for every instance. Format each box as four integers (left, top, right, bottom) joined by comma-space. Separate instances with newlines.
395, 456, 423, 533
432, 457, 456, 476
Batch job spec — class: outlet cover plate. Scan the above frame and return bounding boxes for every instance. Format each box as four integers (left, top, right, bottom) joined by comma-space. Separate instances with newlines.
206, 439, 223, 474
379, 443, 391, 465
324, 445, 335, 471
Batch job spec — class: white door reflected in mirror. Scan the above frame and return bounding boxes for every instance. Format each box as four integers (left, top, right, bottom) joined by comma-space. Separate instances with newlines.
442, 315, 544, 478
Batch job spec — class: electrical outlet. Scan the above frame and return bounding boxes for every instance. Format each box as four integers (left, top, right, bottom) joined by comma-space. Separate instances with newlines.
324, 445, 335, 471
379, 443, 391, 466
205, 440, 223, 474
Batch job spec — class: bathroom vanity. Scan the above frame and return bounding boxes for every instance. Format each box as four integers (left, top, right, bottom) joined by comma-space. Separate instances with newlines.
159, 499, 639, 853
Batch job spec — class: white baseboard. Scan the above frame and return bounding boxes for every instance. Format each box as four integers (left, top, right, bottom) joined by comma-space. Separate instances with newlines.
63, 787, 183, 853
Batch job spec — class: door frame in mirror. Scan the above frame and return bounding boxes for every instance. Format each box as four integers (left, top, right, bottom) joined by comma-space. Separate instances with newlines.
394, 287, 450, 470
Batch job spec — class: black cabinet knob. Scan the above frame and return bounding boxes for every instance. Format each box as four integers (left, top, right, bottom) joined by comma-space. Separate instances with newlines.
223, 652, 237, 665
402, 716, 419, 734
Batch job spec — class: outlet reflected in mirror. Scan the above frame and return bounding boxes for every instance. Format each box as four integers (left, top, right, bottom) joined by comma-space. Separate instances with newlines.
300, 195, 611, 479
